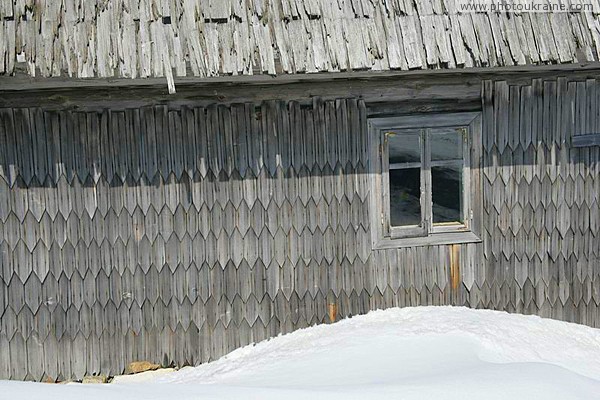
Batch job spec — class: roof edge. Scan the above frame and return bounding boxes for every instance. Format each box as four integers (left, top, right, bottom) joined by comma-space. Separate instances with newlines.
3, 62, 600, 93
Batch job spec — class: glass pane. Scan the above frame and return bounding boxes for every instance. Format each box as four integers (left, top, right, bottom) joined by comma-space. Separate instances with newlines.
432, 163, 463, 224
388, 131, 421, 164
431, 128, 463, 161
389, 168, 421, 226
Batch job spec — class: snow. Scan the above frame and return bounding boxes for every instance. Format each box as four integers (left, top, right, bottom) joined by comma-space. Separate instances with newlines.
4, 306, 600, 400
109, 368, 176, 384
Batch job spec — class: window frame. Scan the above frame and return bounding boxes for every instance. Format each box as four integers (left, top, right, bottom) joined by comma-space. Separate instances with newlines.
427, 127, 470, 234
369, 112, 483, 249
382, 129, 428, 239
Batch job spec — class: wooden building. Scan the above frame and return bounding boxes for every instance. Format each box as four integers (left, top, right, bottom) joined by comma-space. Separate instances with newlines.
0, 0, 599, 381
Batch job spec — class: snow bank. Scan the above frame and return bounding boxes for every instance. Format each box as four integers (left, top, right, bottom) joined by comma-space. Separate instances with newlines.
4, 306, 600, 400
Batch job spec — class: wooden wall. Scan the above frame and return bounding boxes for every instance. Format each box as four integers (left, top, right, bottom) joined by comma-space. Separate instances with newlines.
480, 78, 600, 324
0, 75, 599, 381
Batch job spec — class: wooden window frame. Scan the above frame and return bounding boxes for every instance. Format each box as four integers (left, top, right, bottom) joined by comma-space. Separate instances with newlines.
382, 129, 427, 239
369, 112, 483, 249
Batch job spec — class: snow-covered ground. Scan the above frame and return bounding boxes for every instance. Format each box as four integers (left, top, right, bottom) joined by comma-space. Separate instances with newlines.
4, 306, 600, 399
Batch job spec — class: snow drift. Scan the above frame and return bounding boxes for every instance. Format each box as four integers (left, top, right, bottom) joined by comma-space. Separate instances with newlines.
3, 306, 600, 400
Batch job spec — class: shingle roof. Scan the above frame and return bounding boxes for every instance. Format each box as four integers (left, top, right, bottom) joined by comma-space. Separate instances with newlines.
1, 0, 600, 92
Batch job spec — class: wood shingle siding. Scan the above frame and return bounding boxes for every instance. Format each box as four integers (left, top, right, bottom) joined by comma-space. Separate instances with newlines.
0, 74, 599, 380
2, 1, 600, 92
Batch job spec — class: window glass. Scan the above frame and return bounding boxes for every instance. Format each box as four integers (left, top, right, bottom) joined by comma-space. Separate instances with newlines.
384, 124, 468, 232
388, 131, 422, 227
389, 168, 421, 226
431, 163, 463, 224
388, 130, 420, 164
430, 127, 464, 225
431, 128, 463, 161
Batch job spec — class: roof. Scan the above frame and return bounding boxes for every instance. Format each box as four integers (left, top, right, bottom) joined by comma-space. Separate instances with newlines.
1, 0, 600, 93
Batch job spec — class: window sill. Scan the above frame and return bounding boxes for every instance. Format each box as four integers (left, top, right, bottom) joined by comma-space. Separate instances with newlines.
373, 231, 481, 250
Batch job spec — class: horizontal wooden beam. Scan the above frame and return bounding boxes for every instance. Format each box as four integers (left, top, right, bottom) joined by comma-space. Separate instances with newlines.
0, 74, 483, 110
572, 133, 600, 147
2, 63, 600, 109
3, 62, 600, 92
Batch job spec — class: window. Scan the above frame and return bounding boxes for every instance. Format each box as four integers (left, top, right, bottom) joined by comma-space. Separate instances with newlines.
369, 112, 482, 248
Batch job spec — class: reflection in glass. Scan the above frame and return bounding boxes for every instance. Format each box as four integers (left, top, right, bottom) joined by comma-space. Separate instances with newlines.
388, 132, 420, 164
431, 128, 463, 161
432, 164, 463, 224
389, 168, 421, 226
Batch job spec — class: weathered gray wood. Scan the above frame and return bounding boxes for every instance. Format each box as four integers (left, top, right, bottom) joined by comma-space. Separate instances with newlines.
0, 2, 598, 87
1, 73, 600, 382
155, 106, 172, 180
572, 133, 600, 147
125, 109, 141, 182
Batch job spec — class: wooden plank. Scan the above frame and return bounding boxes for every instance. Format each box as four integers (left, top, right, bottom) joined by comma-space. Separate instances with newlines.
125, 109, 141, 181
508, 85, 520, 151
29, 108, 48, 184
168, 109, 185, 179
14, 108, 33, 185
97, 109, 111, 182
575, 81, 586, 137
494, 81, 509, 154
0, 110, 10, 183
140, 106, 157, 180
482, 80, 494, 151
9, 333, 27, 380
572, 133, 600, 147
206, 104, 222, 176
181, 106, 196, 178
72, 111, 88, 183
219, 105, 235, 176
228, 104, 246, 178
193, 106, 208, 178
155, 105, 172, 179
532, 78, 544, 148
262, 101, 279, 176
542, 80, 557, 146
519, 84, 532, 149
